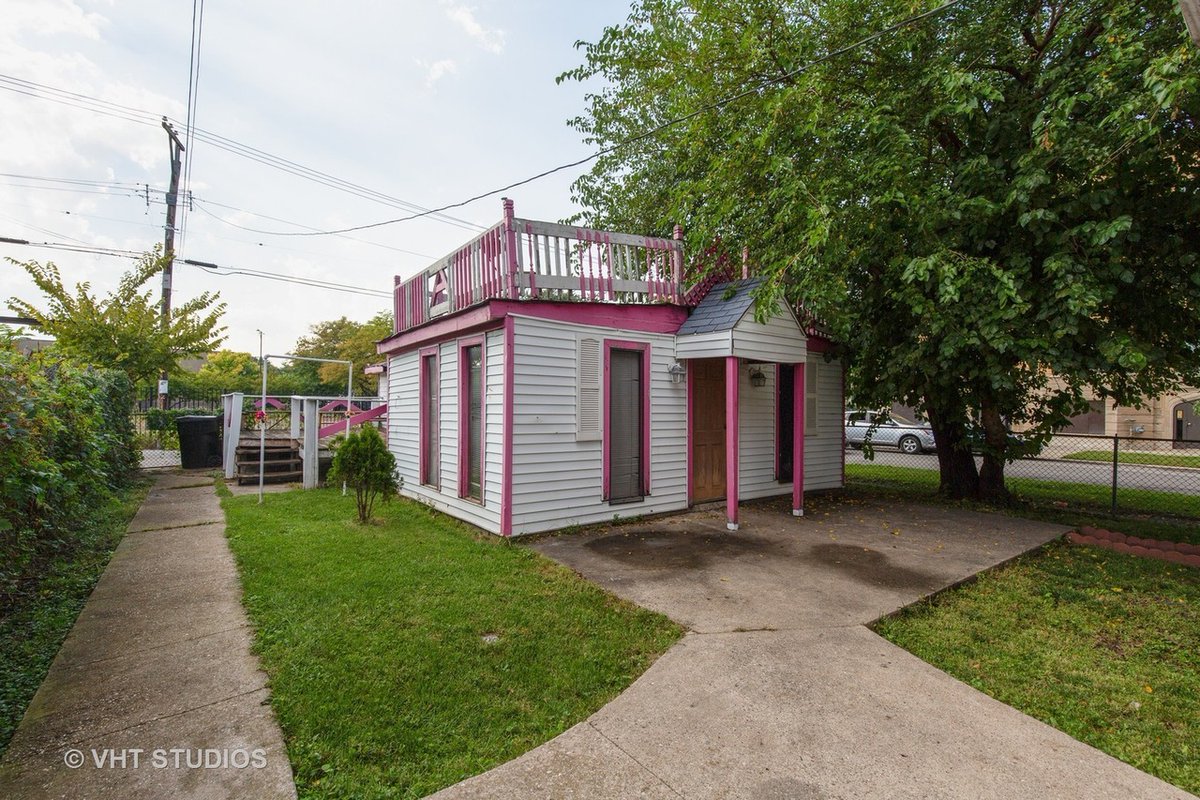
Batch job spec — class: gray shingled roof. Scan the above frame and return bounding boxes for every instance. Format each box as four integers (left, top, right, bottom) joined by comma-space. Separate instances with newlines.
677, 277, 763, 335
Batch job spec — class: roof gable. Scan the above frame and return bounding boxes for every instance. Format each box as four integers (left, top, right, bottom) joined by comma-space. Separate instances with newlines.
676, 277, 764, 335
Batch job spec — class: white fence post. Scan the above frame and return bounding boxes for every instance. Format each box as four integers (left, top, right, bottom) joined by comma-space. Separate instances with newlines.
223, 393, 243, 479
302, 397, 320, 489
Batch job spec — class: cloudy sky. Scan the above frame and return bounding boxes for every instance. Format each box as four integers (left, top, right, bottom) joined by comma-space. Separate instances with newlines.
0, 0, 631, 357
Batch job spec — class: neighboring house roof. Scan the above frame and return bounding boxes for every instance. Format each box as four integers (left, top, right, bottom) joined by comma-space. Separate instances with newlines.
677, 277, 764, 335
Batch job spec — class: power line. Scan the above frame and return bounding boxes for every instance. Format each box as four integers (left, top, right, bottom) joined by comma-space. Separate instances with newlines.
0, 173, 145, 190
178, 0, 206, 253
192, 198, 435, 259
0, 73, 485, 233
1, 234, 392, 297
266, 0, 969, 238
0, 235, 144, 259
180, 258, 390, 298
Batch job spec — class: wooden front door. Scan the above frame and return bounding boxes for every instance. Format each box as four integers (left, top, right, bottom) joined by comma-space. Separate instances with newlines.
690, 358, 726, 502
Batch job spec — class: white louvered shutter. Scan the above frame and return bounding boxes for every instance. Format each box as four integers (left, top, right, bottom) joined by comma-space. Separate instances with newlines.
577, 336, 602, 441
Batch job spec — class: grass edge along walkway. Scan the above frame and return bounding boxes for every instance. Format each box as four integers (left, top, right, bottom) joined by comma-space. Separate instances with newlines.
0, 479, 151, 756
221, 488, 682, 800
874, 540, 1200, 797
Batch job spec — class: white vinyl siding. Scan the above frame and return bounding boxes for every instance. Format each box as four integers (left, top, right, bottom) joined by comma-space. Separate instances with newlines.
804, 356, 843, 490
805, 361, 819, 437
510, 315, 687, 534
738, 363, 786, 500
387, 331, 504, 533
731, 304, 807, 363
676, 330, 733, 360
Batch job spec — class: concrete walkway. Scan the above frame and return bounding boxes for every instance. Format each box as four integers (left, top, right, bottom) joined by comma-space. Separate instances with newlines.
0, 473, 296, 800
434, 497, 1195, 800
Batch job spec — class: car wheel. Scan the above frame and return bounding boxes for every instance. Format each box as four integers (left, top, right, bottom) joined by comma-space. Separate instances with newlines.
898, 435, 921, 455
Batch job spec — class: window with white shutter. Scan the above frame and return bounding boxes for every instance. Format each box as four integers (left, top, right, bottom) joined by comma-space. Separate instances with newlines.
805, 360, 819, 437
577, 335, 602, 441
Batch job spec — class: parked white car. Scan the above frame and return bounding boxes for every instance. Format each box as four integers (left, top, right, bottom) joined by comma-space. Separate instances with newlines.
845, 410, 936, 455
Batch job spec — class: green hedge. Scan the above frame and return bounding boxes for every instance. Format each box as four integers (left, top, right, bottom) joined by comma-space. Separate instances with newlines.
0, 342, 138, 605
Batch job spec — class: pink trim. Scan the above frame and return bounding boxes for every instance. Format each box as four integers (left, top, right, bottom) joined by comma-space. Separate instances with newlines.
318, 403, 386, 440
253, 397, 285, 410
457, 336, 486, 503
672, 225, 684, 304
807, 335, 834, 353
377, 299, 688, 357
686, 362, 694, 505
418, 347, 439, 489
793, 361, 805, 513
840, 360, 846, 487
319, 399, 363, 413
602, 339, 653, 500
725, 356, 739, 528
500, 316, 515, 537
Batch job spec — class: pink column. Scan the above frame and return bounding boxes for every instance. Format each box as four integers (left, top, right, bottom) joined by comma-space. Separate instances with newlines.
672, 225, 684, 304
725, 356, 740, 531
793, 362, 806, 516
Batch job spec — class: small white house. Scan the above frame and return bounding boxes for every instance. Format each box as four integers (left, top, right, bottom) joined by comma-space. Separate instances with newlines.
378, 199, 844, 537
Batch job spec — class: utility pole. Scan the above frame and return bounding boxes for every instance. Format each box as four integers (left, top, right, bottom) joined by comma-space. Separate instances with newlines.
159, 117, 185, 410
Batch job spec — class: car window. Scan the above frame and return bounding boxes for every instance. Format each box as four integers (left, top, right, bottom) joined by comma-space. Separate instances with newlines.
847, 412, 867, 424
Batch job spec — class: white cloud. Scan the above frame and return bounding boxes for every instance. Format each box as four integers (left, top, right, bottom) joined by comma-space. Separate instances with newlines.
416, 58, 458, 88
440, 1, 505, 54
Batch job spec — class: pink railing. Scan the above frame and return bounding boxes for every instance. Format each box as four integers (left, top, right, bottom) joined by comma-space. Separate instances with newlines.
392, 198, 685, 334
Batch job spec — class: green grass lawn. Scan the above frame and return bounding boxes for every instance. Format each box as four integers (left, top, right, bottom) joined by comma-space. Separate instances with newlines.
221, 488, 682, 800
874, 542, 1200, 796
845, 463, 1200, 544
0, 479, 150, 755
1063, 450, 1200, 469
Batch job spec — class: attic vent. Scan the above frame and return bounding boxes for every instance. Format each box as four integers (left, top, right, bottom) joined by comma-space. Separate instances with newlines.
577, 336, 602, 441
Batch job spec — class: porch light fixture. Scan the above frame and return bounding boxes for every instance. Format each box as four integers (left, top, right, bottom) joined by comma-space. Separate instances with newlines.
667, 361, 687, 384
749, 366, 768, 388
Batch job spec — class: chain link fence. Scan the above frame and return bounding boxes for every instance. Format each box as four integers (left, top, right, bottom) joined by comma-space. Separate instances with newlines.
845, 432, 1200, 521
132, 389, 222, 469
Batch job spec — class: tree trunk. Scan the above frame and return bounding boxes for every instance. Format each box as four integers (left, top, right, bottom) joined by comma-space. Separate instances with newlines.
978, 401, 1013, 504
925, 395, 979, 499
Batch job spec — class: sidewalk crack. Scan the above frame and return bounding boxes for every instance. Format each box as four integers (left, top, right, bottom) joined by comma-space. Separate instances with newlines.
60, 686, 270, 749
587, 721, 686, 798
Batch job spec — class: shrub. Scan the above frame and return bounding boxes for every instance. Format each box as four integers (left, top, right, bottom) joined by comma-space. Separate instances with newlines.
327, 425, 399, 523
0, 337, 137, 605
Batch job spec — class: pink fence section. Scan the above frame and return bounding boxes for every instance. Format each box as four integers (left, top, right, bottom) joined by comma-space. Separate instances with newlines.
391, 199, 685, 335
317, 403, 387, 440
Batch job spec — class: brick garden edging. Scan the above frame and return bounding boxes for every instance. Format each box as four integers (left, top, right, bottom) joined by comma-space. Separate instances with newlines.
1066, 526, 1200, 568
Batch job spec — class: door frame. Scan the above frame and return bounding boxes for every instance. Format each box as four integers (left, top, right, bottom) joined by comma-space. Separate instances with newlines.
602, 340, 651, 501
687, 357, 728, 504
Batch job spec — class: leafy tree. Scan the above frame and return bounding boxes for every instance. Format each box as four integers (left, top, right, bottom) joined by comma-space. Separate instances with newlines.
327, 425, 399, 523
290, 312, 392, 395
7, 249, 227, 386
172, 350, 262, 395
563, 0, 1200, 500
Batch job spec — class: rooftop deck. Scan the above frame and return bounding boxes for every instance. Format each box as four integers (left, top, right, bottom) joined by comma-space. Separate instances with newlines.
392, 199, 691, 334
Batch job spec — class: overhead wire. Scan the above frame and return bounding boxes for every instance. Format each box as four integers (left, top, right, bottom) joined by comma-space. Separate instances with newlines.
0, 235, 391, 297
0, 73, 486, 233
192, 199, 435, 259
261, 0, 969, 237
178, 0, 205, 253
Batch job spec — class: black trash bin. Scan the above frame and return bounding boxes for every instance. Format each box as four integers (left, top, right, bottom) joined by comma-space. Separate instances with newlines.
176, 415, 222, 469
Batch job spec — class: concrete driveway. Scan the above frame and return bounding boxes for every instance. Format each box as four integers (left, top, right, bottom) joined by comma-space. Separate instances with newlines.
432, 495, 1194, 800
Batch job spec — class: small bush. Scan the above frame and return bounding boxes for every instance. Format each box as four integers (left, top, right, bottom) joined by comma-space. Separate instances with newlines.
327, 425, 399, 523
